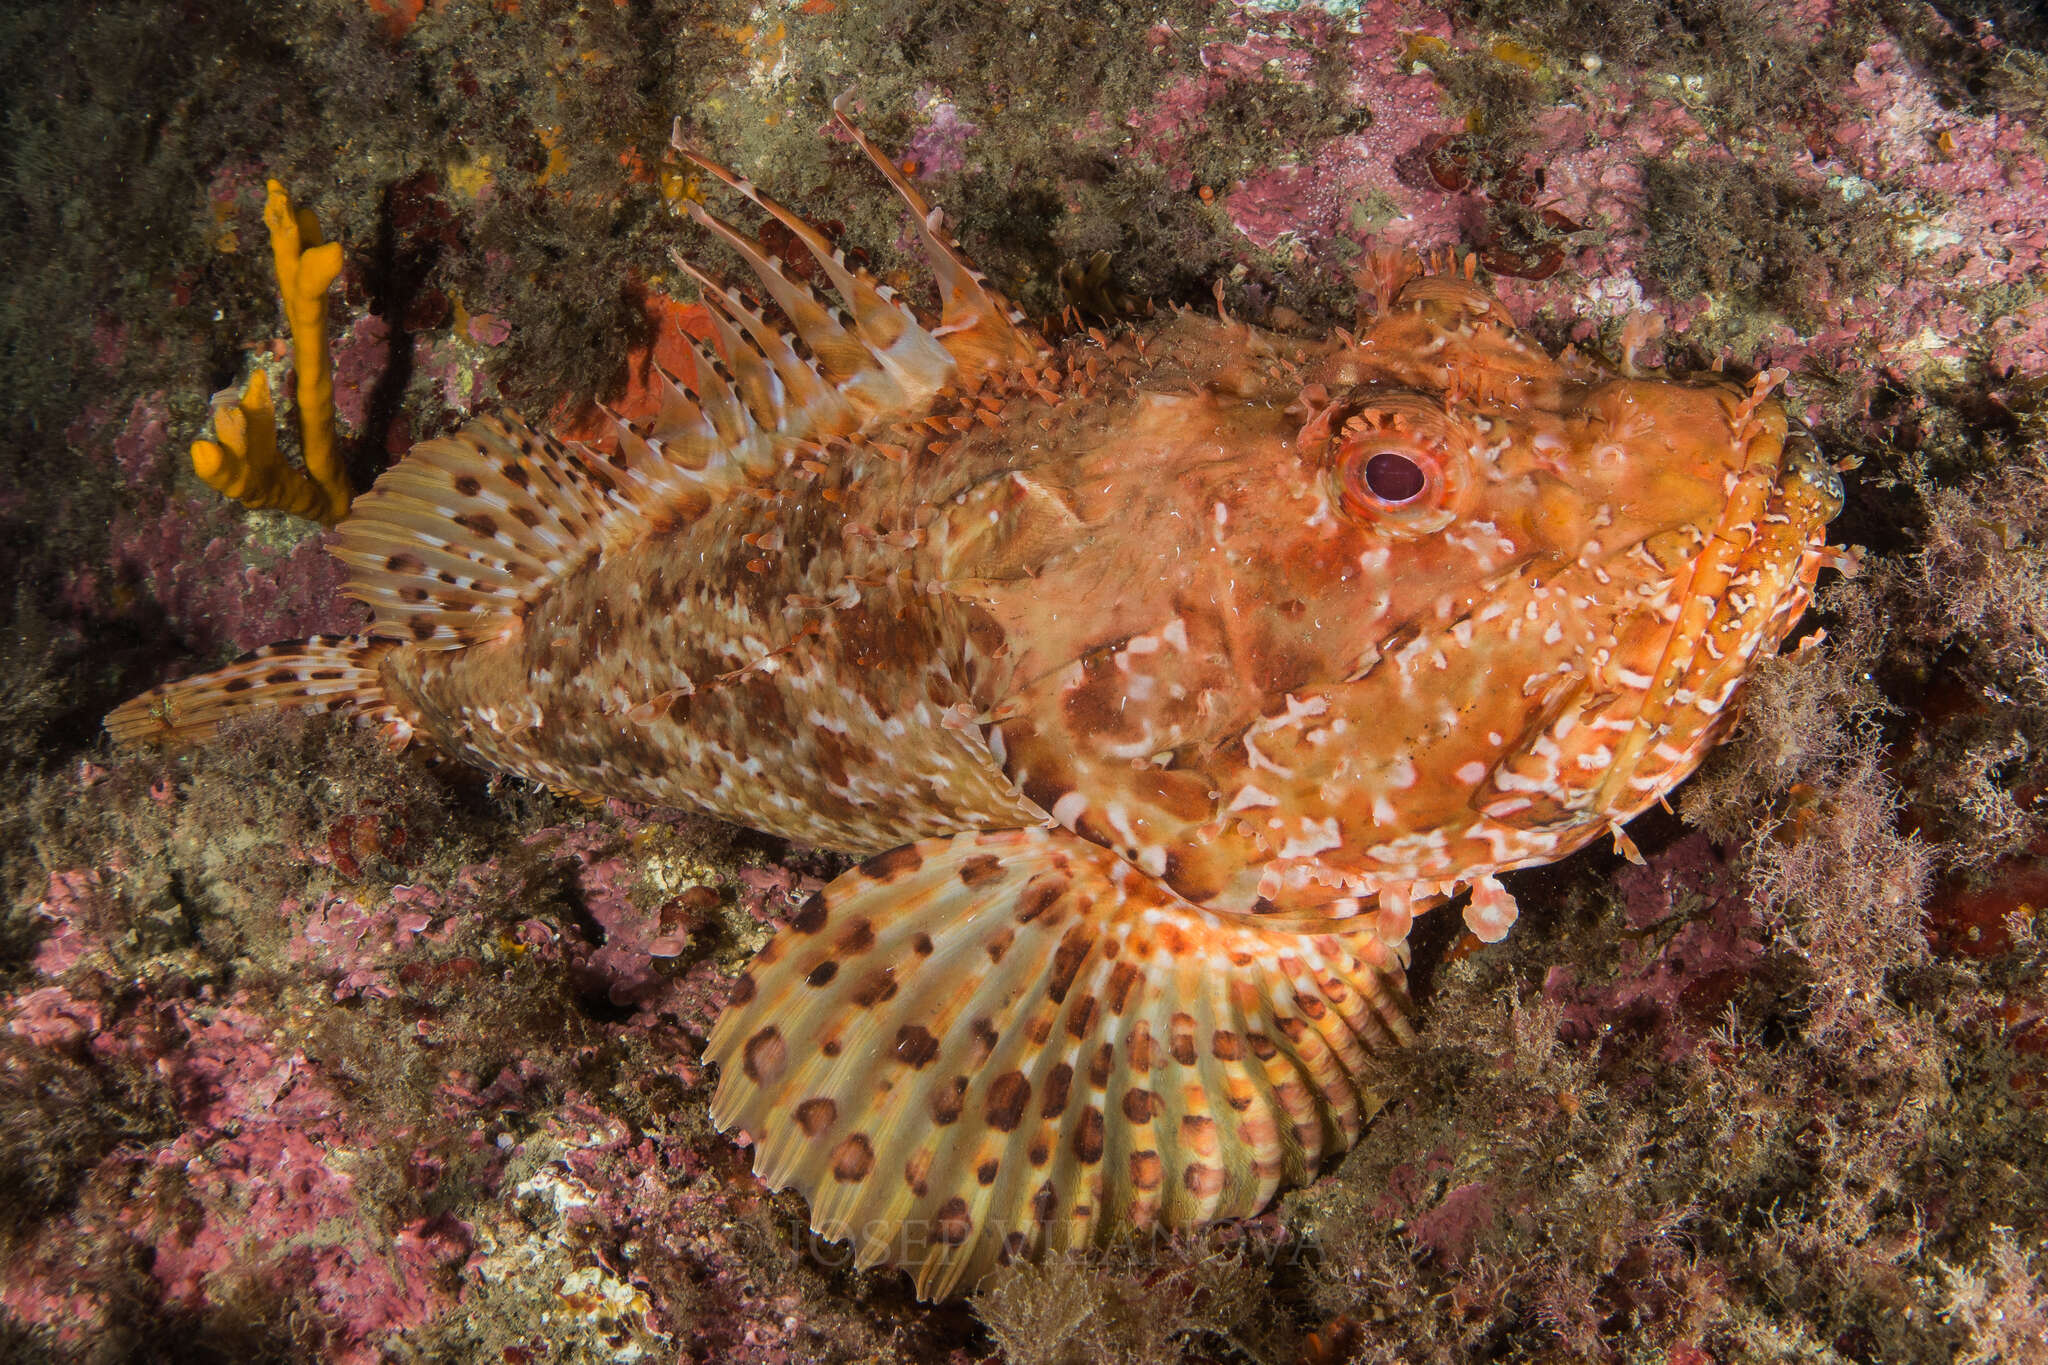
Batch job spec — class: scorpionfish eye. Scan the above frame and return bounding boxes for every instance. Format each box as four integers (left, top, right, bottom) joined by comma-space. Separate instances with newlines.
1327, 394, 1471, 536
1357, 450, 1426, 503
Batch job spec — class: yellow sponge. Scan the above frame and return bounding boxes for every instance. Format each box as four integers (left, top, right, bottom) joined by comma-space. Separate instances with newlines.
191, 180, 352, 524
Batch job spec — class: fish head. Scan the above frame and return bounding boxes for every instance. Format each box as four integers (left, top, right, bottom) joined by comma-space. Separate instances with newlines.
1172, 272, 1846, 920
976, 267, 1843, 934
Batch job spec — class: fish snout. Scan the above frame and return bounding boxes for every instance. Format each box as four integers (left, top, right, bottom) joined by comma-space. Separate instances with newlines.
1780, 421, 1844, 517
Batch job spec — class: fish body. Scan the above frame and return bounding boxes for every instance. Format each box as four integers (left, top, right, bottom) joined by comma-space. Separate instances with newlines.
110, 107, 1844, 1297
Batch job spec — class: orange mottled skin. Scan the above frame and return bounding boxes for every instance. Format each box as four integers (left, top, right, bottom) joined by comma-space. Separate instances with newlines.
109, 118, 1844, 1297
962, 287, 1843, 939
387, 277, 1837, 952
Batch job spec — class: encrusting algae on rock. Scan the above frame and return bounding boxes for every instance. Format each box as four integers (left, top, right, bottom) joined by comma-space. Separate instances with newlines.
107, 100, 1848, 1299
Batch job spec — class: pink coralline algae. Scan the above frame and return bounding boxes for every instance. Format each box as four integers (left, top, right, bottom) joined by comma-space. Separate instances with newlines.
287, 890, 450, 1000
95, 496, 364, 654
1, 991, 474, 1361
330, 314, 394, 430
6, 985, 104, 1048
1124, 7, 1465, 243
55, 382, 365, 653
1545, 835, 1766, 1062
525, 820, 697, 1010
1824, 40, 2048, 379
465, 311, 512, 346
105, 392, 176, 487
1133, 16, 1379, 201
27, 867, 108, 976
63, 391, 174, 489
0, 795, 799, 1359
1153, 6, 2044, 407
48, 329, 364, 653
904, 90, 980, 177
733, 859, 827, 929
135, 1005, 475, 1344
1404, 1178, 1502, 1267
1240, 22, 1470, 252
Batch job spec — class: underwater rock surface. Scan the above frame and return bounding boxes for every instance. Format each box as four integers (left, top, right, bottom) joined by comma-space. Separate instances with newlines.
2, 1, 2045, 1361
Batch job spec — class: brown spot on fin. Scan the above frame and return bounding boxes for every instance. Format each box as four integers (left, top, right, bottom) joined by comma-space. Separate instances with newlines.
332, 413, 619, 649
333, 379, 791, 653
105, 634, 407, 750
704, 825, 1414, 1300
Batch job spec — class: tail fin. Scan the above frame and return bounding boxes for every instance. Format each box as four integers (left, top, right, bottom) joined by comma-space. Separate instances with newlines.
106, 634, 407, 749
706, 825, 1414, 1299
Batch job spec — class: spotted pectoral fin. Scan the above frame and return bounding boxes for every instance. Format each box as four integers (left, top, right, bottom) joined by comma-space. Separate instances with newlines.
705, 825, 1413, 1300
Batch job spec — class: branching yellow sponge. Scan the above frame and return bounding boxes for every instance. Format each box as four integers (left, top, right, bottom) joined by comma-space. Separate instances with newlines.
191, 180, 353, 524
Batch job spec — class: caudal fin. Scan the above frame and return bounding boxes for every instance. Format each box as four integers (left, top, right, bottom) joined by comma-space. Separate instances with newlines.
706, 825, 1413, 1299
106, 634, 407, 749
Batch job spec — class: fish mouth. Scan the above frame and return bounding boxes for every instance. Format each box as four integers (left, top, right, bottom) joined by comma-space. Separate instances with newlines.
1588, 418, 1844, 818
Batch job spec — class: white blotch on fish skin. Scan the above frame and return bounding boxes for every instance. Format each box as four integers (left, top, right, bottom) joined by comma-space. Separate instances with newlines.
1229, 784, 1281, 811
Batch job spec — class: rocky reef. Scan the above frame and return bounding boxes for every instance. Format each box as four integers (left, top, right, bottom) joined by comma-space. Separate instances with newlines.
3, 1, 2045, 1361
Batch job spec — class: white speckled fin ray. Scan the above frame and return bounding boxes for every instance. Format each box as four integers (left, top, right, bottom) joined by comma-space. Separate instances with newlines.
680, 201, 869, 376
675, 143, 959, 408
681, 282, 789, 433
669, 256, 858, 444
827, 92, 1047, 381
106, 634, 406, 749
673, 104, 1046, 419
705, 826, 1413, 1300
332, 413, 615, 648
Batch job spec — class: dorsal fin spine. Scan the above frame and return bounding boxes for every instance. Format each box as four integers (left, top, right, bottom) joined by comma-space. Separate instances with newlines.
336, 111, 1046, 654
679, 334, 753, 447
671, 252, 859, 444
678, 148, 912, 353
683, 199, 873, 384
678, 167, 940, 417
691, 293, 788, 430
645, 364, 705, 446
826, 93, 1047, 378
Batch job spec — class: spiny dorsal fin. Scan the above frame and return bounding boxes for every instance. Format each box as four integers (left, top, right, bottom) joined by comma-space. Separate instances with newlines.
680, 274, 792, 432
337, 109, 1054, 656
668, 254, 860, 445
677, 187, 923, 421
827, 92, 1047, 381
677, 146, 958, 407
672, 101, 1047, 412
706, 825, 1413, 1300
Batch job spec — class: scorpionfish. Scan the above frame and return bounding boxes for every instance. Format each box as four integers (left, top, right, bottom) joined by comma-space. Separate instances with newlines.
111, 101, 1845, 1298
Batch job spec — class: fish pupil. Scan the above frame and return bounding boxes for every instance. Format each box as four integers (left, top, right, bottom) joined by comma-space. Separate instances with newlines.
1363, 451, 1425, 503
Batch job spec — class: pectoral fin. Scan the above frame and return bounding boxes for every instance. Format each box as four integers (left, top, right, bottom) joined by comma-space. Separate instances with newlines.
705, 825, 1413, 1299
